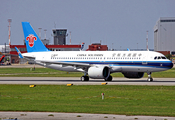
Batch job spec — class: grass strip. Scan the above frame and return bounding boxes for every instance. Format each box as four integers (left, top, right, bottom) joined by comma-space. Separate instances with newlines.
0, 85, 175, 116
0, 68, 174, 77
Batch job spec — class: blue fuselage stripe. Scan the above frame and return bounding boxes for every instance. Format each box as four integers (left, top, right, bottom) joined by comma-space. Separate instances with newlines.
55, 60, 173, 68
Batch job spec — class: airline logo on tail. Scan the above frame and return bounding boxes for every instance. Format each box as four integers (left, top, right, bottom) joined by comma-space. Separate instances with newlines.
26, 34, 37, 47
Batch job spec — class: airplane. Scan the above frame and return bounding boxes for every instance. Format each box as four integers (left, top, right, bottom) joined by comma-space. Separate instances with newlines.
15, 22, 173, 82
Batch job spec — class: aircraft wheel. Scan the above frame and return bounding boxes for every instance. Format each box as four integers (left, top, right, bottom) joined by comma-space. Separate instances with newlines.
147, 72, 153, 82
147, 77, 153, 82
85, 76, 89, 81
81, 76, 89, 81
81, 76, 85, 81
105, 75, 112, 81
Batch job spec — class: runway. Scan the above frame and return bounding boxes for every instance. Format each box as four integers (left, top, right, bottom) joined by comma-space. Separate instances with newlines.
0, 77, 175, 85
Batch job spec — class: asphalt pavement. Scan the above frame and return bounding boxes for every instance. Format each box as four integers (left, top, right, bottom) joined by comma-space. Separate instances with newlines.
0, 112, 175, 120
0, 77, 175, 86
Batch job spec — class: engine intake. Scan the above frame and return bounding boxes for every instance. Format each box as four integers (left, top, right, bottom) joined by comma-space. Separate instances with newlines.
88, 66, 110, 79
122, 72, 144, 78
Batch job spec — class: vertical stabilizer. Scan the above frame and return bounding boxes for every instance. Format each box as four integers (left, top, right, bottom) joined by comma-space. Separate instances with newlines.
22, 22, 49, 52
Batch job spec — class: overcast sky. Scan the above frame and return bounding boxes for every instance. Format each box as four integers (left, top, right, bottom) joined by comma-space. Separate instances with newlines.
0, 0, 175, 50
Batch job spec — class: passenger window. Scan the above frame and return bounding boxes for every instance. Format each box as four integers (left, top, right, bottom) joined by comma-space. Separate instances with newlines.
117, 53, 121, 57
133, 53, 137, 57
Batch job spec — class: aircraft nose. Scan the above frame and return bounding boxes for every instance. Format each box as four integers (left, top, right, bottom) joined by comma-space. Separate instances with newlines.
164, 61, 174, 69
170, 62, 174, 69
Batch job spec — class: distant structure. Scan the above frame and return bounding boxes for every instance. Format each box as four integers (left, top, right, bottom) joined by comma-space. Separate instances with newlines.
53, 29, 67, 45
41, 39, 49, 45
38, 28, 42, 39
154, 17, 175, 55
146, 31, 148, 51
8, 19, 12, 46
69, 31, 71, 45
87, 43, 108, 51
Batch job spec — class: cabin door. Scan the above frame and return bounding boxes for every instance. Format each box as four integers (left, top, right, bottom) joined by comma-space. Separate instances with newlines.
142, 53, 147, 65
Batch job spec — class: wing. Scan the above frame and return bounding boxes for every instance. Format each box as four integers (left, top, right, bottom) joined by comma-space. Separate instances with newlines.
37, 60, 91, 68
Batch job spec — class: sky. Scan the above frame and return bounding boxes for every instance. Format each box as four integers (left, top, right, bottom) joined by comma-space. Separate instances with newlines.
0, 0, 175, 50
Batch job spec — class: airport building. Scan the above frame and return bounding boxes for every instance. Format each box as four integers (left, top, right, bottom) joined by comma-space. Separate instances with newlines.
87, 43, 108, 51
53, 29, 67, 45
154, 17, 175, 55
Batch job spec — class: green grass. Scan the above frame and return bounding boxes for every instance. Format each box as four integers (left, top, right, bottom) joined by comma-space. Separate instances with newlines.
0, 67, 174, 77
0, 85, 175, 116
0, 68, 83, 77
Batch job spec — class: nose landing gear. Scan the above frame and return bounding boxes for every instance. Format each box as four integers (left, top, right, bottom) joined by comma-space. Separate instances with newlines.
147, 72, 153, 81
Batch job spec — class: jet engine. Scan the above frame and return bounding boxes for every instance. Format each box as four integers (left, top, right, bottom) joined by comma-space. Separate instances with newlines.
122, 72, 144, 78
88, 66, 110, 79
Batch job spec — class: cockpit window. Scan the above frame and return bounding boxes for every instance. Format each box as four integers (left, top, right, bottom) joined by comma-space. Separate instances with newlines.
161, 56, 166, 59
154, 56, 167, 60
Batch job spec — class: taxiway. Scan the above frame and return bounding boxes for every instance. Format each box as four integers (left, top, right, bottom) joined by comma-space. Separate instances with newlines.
0, 77, 175, 85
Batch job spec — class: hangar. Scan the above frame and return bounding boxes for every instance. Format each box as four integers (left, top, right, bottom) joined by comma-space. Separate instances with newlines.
154, 17, 175, 55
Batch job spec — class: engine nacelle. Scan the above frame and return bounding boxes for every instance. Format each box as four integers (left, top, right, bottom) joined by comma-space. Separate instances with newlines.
122, 72, 144, 79
88, 66, 110, 79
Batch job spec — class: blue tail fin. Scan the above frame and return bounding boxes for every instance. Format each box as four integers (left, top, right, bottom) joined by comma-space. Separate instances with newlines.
22, 22, 49, 52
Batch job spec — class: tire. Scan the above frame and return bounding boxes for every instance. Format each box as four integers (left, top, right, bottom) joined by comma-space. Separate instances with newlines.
85, 76, 89, 81
81, 76, 85, 81
81, 76, 89, 81
147, 78, 153, 82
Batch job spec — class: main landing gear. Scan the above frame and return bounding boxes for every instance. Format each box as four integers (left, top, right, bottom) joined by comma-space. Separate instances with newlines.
81, 72, 89, 81
147, 72, 153, 82
81, 76, 89, 81
105, 75, 113, 81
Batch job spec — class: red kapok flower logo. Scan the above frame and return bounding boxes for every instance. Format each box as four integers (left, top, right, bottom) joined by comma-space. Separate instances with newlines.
26, 34, 37, 47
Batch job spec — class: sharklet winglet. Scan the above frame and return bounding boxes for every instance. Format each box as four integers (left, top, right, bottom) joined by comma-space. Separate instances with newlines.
15, 47, 23, 59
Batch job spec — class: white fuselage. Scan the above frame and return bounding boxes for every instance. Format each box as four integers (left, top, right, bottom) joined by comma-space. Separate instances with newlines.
22, 50, 173, 73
